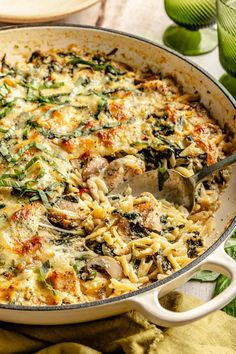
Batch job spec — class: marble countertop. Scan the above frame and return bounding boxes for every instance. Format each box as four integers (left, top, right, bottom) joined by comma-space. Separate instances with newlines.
2, 0, 222, 302
61, 0, 224, 79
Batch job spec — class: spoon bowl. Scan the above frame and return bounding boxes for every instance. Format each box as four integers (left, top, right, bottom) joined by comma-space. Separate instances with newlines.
111, 154, 236, 212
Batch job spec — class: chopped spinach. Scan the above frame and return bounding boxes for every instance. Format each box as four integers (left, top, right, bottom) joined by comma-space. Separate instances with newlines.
106, 48, 118, 56
160, 215, 168, 224
131, 258, 141, 270
155, 124, 175, 136
138, 147, 172, 170
130, 222, 148, 237
123, 211, 140, 221
186, 236, 203, 258
73, 262, 97, 281
85, 240, 103, 255
156, 254, 172, 272
28, 51, 42, 63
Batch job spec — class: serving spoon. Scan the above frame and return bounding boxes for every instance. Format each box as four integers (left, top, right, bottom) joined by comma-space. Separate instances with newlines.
111, 153, 236, 212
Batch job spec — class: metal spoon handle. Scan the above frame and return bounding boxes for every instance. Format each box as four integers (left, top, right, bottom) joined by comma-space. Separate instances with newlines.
193, 153, 236, 185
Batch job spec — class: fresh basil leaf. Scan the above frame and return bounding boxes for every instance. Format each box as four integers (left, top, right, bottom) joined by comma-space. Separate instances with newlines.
191, 270, 219, 282
214, 275, 235, 316
38, 190, 51, 209
39, 260, 51, 279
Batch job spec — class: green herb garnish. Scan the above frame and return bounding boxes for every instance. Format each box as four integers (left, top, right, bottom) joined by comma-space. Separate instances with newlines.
94, 98, 106, 120
158, 166, 170, 191
38, 190, 51, 208
39, 82, 64, 90
67, 56, 122, 75
0, 101, 14, 119
39, 260, 57, 296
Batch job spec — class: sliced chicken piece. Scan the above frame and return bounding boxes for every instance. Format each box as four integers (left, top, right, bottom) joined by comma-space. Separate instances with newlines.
48, 196, 90, 230
83, 156, 109, 180
134, 193, 162, 233
103, 155, 145, 191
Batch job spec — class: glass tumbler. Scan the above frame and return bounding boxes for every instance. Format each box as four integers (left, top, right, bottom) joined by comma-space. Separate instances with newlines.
163, 0, 218, 56
217, 0, 236, 98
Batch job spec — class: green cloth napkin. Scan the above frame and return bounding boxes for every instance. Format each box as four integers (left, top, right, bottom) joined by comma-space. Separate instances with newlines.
0, 291, 236, 354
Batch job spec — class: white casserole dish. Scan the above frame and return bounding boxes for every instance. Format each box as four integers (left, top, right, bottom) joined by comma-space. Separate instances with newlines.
0, 25, 235, 327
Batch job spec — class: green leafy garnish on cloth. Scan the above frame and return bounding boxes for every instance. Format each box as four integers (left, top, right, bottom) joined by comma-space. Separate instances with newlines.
192, 229, 236, 316
1, 292, 236, 354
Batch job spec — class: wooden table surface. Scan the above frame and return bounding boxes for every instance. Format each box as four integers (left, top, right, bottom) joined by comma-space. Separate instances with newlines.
2, 0, 222, 302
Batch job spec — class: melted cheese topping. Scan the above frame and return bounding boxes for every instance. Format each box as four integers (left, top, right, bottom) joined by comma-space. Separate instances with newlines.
0, 46, 232, 306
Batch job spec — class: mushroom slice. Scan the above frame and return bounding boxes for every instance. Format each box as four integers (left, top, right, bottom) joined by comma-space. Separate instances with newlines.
86, 256, 123, 279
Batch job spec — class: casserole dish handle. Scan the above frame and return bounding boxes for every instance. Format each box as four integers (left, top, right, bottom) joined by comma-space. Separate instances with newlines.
129, 244, 236, 327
